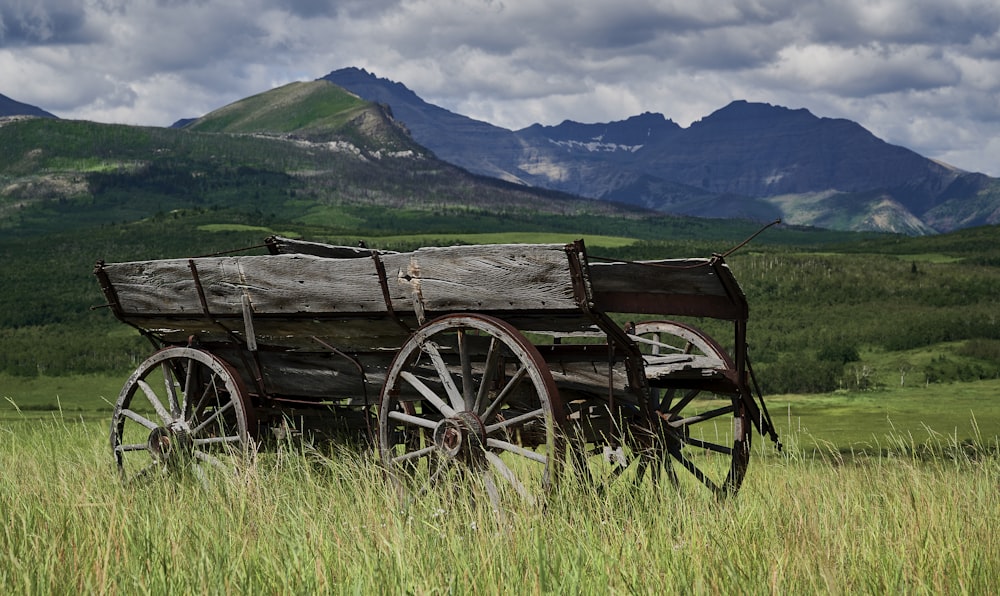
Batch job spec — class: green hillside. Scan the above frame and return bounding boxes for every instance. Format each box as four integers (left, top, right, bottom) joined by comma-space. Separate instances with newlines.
186, 81, 367, 134
0, 80, 997, 398
185, 80, 420, 151
0, 115, 635, 237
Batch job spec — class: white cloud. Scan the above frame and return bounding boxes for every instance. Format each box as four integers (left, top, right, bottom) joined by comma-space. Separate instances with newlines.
0, 0, 998, 175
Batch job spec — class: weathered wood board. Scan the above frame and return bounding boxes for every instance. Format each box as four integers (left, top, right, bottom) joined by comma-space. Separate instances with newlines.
102, 243, 581, 319
588, 258, 747, 319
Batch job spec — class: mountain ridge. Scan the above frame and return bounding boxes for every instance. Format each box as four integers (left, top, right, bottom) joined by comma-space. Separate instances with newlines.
324, 67, 999, 234
0, 93, 57, 119
5, 69, 998, 236
0, 81, 651, 239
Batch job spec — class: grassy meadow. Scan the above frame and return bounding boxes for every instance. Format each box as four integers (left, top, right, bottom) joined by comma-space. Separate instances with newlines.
3, 87, 999, 592
1, 375, 997, 592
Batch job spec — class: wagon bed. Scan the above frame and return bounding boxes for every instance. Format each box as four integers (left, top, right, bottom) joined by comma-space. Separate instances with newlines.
96, 236, 778, 501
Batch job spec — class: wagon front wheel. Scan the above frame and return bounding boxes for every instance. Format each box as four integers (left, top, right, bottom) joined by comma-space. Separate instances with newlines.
110, 347, 255, 482
379, 314, 564, 508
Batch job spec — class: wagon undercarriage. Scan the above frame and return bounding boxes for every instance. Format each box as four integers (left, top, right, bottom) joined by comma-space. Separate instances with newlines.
96, 236, 779, 504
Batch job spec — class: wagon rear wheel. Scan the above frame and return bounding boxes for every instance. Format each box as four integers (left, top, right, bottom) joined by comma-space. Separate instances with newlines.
110, 347, 255, 482
379, 314, 564, 508
571, 321, 750, 498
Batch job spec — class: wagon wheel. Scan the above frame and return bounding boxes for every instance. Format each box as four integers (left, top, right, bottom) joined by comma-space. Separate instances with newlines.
379, 314, 564, 508
572, 320, 750, 497
110, 347, 255, 482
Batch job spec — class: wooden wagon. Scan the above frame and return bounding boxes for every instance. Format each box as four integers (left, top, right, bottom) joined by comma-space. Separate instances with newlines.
95, 236, 780, 501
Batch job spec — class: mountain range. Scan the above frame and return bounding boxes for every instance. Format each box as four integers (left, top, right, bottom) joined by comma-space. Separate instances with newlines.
3, 69, 999, 235
324, 67, 1000, 235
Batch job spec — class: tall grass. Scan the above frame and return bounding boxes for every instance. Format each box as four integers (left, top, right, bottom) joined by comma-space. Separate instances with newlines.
1, 415, 997, 593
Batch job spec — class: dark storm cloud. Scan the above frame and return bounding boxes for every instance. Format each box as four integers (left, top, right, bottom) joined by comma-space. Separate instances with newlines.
0, 1, 96, 45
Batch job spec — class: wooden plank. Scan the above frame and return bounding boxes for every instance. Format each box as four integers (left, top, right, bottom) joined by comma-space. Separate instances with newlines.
207, 347, 391, 401
588, 259, 748, 319
268, 236, 395, 259
104, 254, 391, 316
120, 315, 417, 351
103, 243, 579, 319
588, 259, 727, 297
389, 244, 578, 313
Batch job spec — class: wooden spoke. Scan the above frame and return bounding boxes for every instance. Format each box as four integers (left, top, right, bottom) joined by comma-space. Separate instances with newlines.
387, 409, 439, 430
667, 389, 701, 417
160, 361, 181, 419
668, 404, 736, 428
486, 438, 548, 464
181, 358, 196, 417
399, 371, 456, 418
187, 375, 218, 423
192, 435, 242, 447
136, 379, 172, 424
120, 408, 159, 431
485, 407, 544, 434
458, 329, 475, 409
480, 365, 528, 424
115, 442, 148, 454
421, 341, 464, 412
392, 444, 437, 464
473, 337, 501, 413
485, 451, 532, 502
189, 398, 235, 436
683, 436, 733, 455
669, 445, 722, 495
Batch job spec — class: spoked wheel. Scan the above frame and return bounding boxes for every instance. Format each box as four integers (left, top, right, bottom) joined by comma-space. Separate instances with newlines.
571, 321, 750, 498
379, 314, 563, 508
110, 347, 255, 482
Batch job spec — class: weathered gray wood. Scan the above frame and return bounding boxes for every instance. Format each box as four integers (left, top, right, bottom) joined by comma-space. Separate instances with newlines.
388, 244, 579, 313
104, 254, 392, 316
208, 347, 391, 401
642, 354, 728, 380
103, 243, 580, 319
268, 236, 395, 259
122, 315, 417, 351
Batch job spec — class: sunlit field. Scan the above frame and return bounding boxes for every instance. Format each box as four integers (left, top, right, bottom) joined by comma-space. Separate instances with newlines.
1, 377, 997, 592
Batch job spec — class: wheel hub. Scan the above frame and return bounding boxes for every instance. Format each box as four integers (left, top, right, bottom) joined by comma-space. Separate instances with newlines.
433, 411, 487, 462
147, 423, 193, 465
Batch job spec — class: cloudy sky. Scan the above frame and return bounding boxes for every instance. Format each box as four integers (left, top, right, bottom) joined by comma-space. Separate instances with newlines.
2, 0, 999, 175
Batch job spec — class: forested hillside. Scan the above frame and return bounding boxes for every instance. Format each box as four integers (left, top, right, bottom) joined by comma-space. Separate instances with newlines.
2, 207, 998, 396
1, 81, 998, 397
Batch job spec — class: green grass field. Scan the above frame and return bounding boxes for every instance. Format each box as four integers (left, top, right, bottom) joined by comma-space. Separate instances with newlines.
2, 376, 998, 593
4, 373, 996, 450
0, 409, 996, 592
